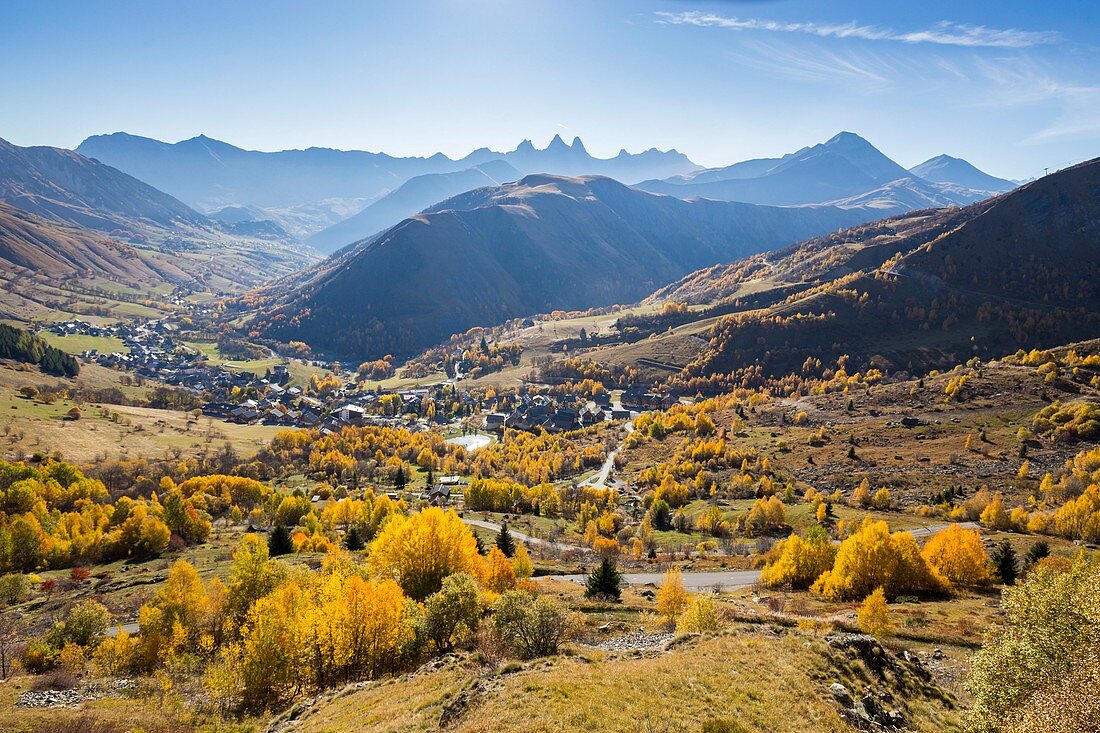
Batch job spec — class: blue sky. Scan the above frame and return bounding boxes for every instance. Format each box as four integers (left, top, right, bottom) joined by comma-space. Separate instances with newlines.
1, 0, 1097, 179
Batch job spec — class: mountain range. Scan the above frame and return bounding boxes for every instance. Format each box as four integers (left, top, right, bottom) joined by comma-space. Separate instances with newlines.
637, 132, 1014, 213
250, 174, 882, 360
75, 132, 700, 237
74, 130, 1016, 253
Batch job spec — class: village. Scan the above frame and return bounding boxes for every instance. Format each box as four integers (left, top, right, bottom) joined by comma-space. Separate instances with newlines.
40, 319, 689, 440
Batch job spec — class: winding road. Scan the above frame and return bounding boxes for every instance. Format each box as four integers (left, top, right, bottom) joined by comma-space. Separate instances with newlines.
579, 423, 633, 489
542, 521, 981, 590
546, 569, 761, 591
461, 517, 585, 554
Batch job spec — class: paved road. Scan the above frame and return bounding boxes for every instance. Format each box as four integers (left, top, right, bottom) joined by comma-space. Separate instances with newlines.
547, 569, 762, 591
580, 424, 633, 489
908, 521, 980, 538
106, 622, 139, 637
462, 517, 587, 554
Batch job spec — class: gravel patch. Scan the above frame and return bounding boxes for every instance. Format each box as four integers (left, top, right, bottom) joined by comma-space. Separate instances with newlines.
585, 632, 675, 652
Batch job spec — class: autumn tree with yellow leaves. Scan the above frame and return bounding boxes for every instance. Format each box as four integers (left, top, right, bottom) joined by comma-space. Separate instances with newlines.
760, 527, 836, 590
367, 507, 482, 600
812, 517, 946, 600
656, 567, 689, 624
920, 524, 992, 587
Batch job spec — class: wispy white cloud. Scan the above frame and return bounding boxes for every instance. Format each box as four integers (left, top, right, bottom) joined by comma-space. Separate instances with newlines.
724, 38, 898, 89
656, 11, 1061, 49
972, 57, 1100, 143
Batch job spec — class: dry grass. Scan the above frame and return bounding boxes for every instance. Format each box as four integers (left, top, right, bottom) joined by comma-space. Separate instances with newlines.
286, 629, 963, 733
0, 363, 282, 463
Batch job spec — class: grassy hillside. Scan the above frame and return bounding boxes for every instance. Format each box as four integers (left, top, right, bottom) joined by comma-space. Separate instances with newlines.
283, 628, 962, 733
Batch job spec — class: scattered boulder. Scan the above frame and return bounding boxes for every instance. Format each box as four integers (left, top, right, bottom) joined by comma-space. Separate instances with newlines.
828, 683, 852, 706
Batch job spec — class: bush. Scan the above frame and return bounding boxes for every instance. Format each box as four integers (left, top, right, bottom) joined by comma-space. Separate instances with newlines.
421, 573, 481, 652
1031, 401, 1100, 441
920, 524, 992, 587
492, 591, 573, 659
760, 528, 836, 589
967, 554, 1100, 732
49, 600, 110, 648
0, 573, 29, 604
857, 587, 892, 637
676, 594, 721, 634
812, 517, 946, 600
656, 568, 689, 624
21, 637, 59, 673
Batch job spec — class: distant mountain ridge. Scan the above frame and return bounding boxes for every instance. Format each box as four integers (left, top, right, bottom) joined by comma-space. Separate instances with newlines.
0, 137, 208, 234
75, 132, 701, 230
251, 174, 884, 360
908, 154, 1015, 192
307, 160, 522, 253
637, 132, 1013, 214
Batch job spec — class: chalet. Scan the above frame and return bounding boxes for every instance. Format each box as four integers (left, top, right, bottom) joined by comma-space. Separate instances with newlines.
426, 485, 451, 507
484, 412, 509, 431
543, 408, 579, 433
336, 403, 367, 425
202, 402, 236, 419
620, 387, 647, 409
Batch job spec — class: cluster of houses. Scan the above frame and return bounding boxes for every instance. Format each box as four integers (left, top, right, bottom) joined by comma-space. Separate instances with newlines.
45, 320, 691, 441
482, 388, 686, 434
205, 385, 463, 432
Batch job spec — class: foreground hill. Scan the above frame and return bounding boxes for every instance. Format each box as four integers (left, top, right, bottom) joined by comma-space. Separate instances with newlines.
307, 160, 521, 253
251, 175, 879, 360
627, 157, 1100, 388
273, 628, 958, 733
637, 133, 1004, 213
0, 137, 207, 234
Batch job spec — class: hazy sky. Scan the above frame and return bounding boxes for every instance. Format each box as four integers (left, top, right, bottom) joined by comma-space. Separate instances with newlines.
2, 0, 1097, 179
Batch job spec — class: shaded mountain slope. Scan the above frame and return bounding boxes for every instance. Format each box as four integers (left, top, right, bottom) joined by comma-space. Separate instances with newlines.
649, 157, 1100, 389
251, 175, 879, 360
0, 137, 207, 233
